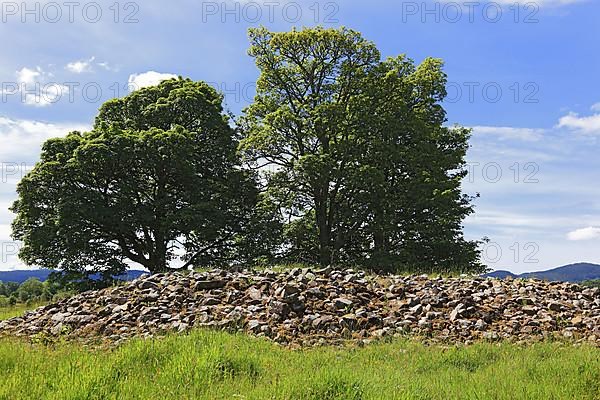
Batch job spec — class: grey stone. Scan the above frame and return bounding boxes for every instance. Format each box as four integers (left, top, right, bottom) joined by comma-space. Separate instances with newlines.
194, 280, 227, 290
334, 298, 353, 309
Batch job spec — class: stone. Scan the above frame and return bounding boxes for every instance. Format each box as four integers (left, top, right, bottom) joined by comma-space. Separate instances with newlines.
334, 298, 353, 309
269, 300, 290, 317
316, 266, 332, 275
50, 323, 64, 335
166, 285, 185, 294
312, 315, 333, 328
112, 304, 128, 313
142, 293, 159, 302
203, 297, 221, 306
172, 322, 189, 332
474, 319, 487, 330
194, 280, 227, 291
50, 312, 70, 323
290, 299, 306, 314
340, 314, 358, 329
571, 316, 583, 326
159, 313, 172, 322
1, 268, 598, 348
563, 330, 574, 338
406, 297, 420, 308
449, 304, 464, 322
418, 318, 431, 328
548, 302, 562, 311
138, 281, 159, 290
247, 320, 262, 332
113, 297, 128, 305
372, 328, 387, 338
409, 304, 423, 315
522, 306, 539, 316
246, 287, 262, 302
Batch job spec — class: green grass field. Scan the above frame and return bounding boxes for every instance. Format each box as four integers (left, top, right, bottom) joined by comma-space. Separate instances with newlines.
0, 303, 44, 321
0, 327, 599, 400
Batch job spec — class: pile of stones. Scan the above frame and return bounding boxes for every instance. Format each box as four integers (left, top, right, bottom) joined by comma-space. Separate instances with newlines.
1, 268, 599, 346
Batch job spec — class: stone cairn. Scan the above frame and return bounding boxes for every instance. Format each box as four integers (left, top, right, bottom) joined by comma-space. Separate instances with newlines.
1, 268, 599, 346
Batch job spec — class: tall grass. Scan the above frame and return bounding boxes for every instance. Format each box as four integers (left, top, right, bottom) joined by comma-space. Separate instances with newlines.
0, 303, 45, 321
0, 330, 598, 400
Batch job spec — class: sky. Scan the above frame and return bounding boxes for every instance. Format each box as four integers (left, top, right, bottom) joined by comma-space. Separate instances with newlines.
1, 0, 599, 273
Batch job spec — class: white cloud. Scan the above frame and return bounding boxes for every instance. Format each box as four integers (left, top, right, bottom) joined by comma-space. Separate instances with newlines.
590, 103, 600, 112
24, 84, 70, 108
0, 224, 12, 239
0, 223, 22, 270
65, 56, 95, 74
128, 71, 178, 91
12, 66, 69, 107
0, 117, 89, 270
471, 126, 545, 142
16, 67, 43, 85
557, 112, 600, 135
467, 210, 582, 230
0, 116, 89, 163
567, 227, 600, 241
97, 61, 118, 72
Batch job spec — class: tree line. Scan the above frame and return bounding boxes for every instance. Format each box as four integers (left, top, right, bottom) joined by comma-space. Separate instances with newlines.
11, 27, 484, 286
0, 279, 71, 306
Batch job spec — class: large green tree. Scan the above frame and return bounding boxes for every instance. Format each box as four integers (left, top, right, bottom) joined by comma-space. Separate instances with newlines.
240, 26, 380, 266
11, 78, 264, 281
350, 56, 482, 272
241, 27, 482, 272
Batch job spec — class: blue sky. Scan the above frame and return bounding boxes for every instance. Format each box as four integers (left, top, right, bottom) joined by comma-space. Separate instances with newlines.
1, 0, 599, 272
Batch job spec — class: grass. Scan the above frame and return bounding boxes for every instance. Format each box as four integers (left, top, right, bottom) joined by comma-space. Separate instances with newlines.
0, 303, 45, 321
582, 279, 600, 288
0, 329, 598, 400
1, 296, 599, 400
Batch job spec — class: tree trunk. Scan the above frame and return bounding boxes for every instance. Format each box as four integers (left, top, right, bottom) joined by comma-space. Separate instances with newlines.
315, 190, 331, 266
151, 239, 167, 273
150, 170, 168, 273
374, 229, 385, 253
148, 232, 167, 274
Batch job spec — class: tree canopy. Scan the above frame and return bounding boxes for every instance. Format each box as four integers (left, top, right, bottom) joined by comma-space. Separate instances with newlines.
240, 26, 483, 272
11, 28, 484, 280
11, 78, 265, 283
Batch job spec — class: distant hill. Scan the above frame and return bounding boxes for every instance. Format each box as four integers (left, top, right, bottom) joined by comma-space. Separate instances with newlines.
484, 263, 600, 283
0, 269, 146, 284
0, 269, 52, 283
483, 270, 518, 279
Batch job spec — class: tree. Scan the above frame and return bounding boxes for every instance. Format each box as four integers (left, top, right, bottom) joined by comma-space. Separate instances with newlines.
241, 27, 482, 272
11, 78, 263, 281
240, 26, 380, 266
17, 278, 44, 303
346, 56, 483, 273
0, 281, 19, 297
